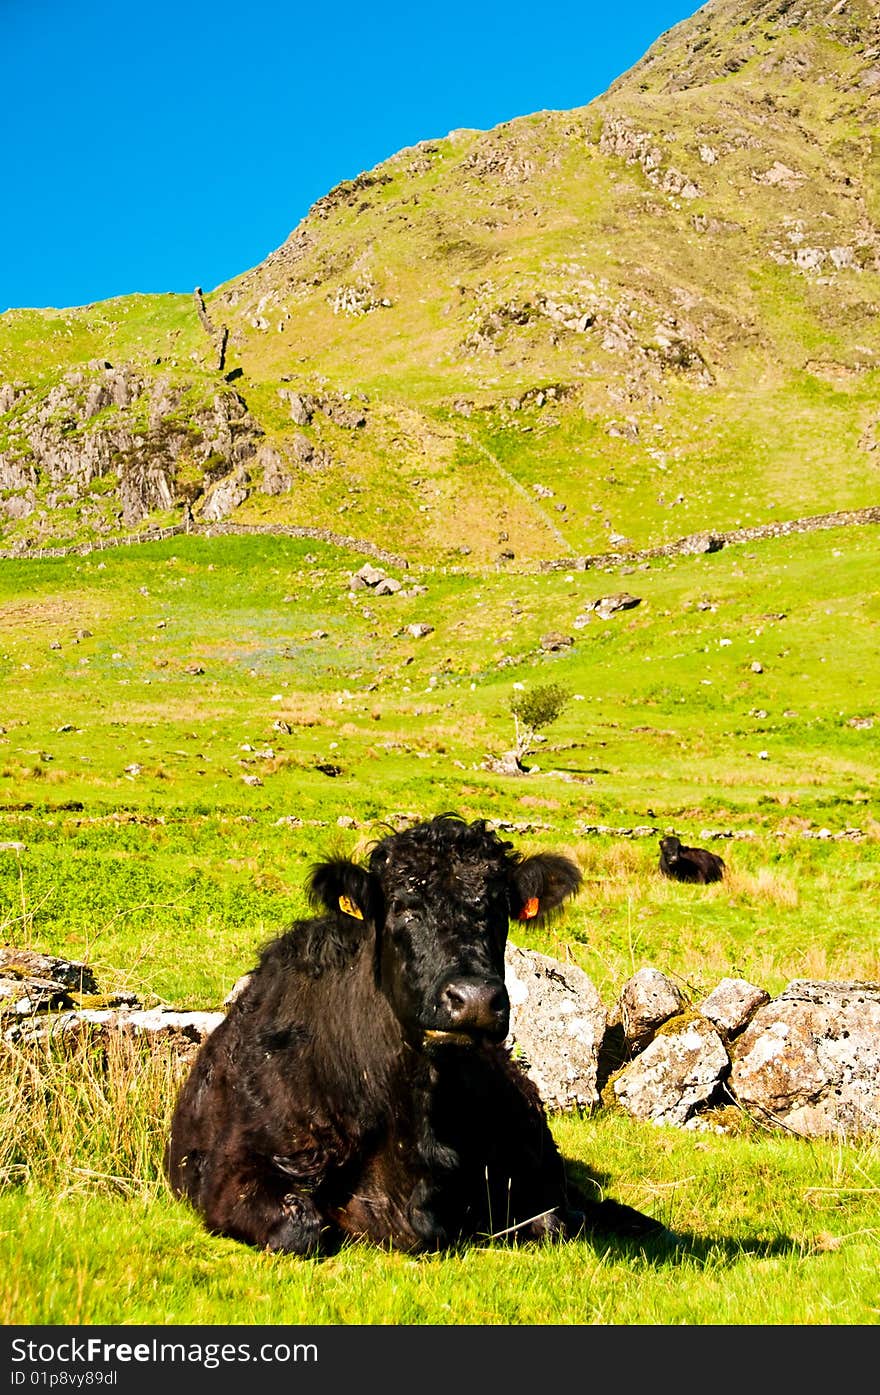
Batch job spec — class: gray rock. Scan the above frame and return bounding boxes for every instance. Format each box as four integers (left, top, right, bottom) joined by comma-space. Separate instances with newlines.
504, 942, 607, 1113
0, 493, 36, 520
482, 750, 527, 777
291, 434, 329, 470
698, 977, 770, 1037
679, 532, 723, 556
355, 563, 386, 587
0, 948, 98, 994
320, 400, 367, 429
286, 393, 313, 426
0, 975, 74, 1015
6, 1007, 222, 1056
259, 446, 292, 495
612, 966, 687, 1052
613, 1017, 729, 1126
201, 467, 250, 522
728, 980, 880, 1138
590, 592, 642, 620
607, 420, 639, 442
0, 455, 37, 491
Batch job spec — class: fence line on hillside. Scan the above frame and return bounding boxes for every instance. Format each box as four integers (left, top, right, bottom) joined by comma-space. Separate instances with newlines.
0, 521, 409, 568
539, 504, 880, 572
2, 504, 879, 570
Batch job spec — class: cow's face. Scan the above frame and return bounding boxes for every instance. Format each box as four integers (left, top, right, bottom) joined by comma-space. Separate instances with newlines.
374, 836, 512, 1051
310, 817, 581, 1054
660, 836, 682, 861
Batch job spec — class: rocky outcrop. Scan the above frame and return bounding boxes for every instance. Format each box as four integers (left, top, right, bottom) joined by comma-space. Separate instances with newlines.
258, 445, 293, 495
277, 387, 368, 430
3, 945, 879, 1140
599, 115, 702, 202
200, 466, 250, 522
0, 364, 263, 531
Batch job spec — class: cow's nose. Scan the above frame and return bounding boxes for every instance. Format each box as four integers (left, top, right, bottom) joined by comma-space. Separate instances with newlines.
437, 976, 509, 1034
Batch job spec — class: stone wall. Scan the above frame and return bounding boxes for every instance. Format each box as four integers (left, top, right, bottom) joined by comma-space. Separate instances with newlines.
3, 944, 878, 1142
541, 505, 880, 572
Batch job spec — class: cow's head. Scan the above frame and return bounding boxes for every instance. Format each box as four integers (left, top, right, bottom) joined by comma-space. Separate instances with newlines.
307, 815, 581, 1053
659, 835, 682, 861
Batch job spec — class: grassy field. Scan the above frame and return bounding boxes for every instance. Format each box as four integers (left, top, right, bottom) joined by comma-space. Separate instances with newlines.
2, 1036, 878, 1325
1, 526, 879, 1325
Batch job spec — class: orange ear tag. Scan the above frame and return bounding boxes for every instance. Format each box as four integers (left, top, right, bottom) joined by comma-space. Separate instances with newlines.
518, 897, 540, 921
338, 895, 363, 920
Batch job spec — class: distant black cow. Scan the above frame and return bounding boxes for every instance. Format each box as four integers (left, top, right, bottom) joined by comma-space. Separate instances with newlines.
659, 835, 726, 885
166, 813, 662, 1255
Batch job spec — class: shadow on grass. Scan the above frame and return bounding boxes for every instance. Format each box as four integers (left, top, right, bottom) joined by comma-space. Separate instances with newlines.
169, 1199, 801, 1268
563, 1160, 804, 1266
602, 1226, 804, 1266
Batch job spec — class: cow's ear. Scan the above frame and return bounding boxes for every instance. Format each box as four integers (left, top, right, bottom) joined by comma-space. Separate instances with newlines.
509, 853, 582, 922
307, 859, 375, 927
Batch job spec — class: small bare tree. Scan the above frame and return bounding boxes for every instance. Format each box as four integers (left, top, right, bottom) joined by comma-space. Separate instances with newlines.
509, 683, 571, 767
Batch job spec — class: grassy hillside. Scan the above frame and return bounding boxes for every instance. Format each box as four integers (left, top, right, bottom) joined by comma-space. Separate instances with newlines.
1, 0, 879, 562
1, 527, 877, 1007
2, 0, 880, 1329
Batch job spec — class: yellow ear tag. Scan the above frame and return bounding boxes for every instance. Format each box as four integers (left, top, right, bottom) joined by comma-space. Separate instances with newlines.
338, 894, 363, 920
519, 897, 540, 921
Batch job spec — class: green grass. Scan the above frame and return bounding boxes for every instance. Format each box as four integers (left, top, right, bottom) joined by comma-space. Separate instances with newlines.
0, 527, 877, 1006
2, 1, 880, 1324
2, 1030, 879, 1325
0, 524, 878, 1324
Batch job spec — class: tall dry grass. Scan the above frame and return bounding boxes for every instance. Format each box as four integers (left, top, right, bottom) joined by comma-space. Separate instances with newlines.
0, 1030, 188, 1198
571, 839, 800, 909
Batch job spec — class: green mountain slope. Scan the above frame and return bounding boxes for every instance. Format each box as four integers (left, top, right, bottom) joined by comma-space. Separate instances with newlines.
1, 0, 878, 563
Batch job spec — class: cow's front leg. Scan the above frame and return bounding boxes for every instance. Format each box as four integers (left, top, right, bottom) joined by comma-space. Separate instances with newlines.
199, 1154, 330, 1256
264, 1189, 326, 1255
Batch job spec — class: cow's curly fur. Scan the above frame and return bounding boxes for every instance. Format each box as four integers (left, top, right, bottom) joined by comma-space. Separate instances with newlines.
166, 813, 662, 1255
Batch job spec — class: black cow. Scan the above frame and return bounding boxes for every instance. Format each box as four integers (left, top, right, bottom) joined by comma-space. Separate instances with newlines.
166, 813, 662, 1255
659, 835, 726, 885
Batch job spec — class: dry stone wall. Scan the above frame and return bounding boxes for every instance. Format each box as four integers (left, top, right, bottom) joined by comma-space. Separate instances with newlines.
541, 505, 880, 572
2, 944, 878, 1142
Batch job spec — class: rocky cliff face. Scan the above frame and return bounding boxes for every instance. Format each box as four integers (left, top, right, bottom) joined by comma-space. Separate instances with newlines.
0, 361, 262, 537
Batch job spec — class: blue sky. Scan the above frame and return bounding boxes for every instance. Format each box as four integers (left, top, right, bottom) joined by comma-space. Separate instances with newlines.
2, 0, 700, 312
